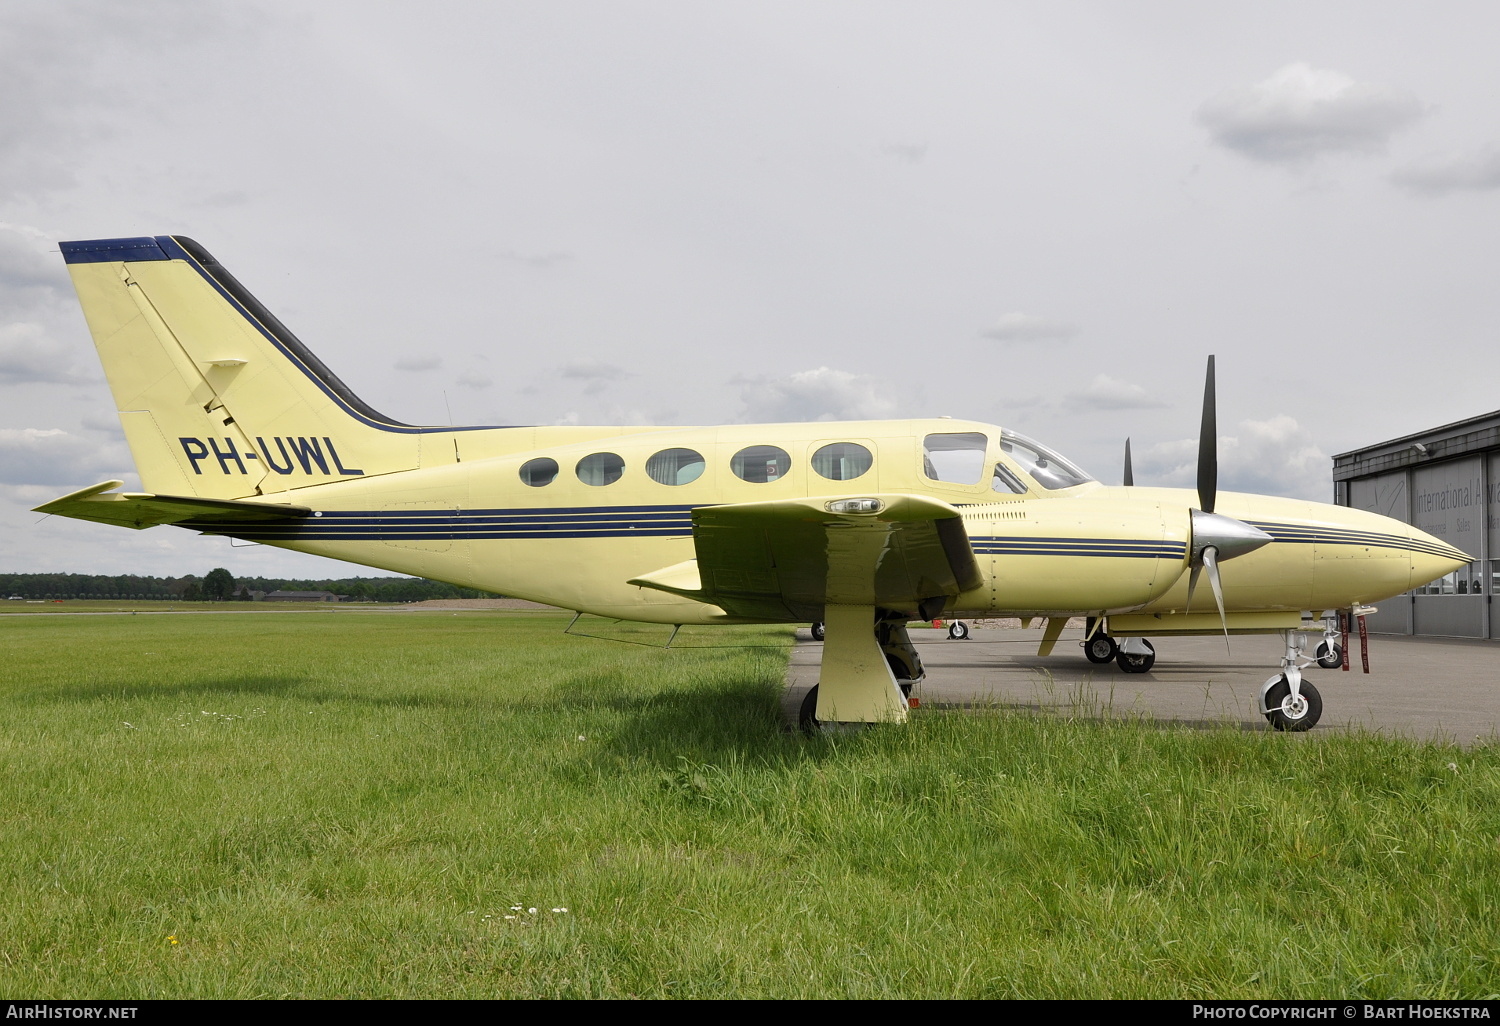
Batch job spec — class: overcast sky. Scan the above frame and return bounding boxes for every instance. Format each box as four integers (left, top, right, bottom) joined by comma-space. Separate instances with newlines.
4, 1, 1499, 579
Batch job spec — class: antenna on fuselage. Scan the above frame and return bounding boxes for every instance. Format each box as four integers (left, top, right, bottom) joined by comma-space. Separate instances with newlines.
1122, 437, 1134, 486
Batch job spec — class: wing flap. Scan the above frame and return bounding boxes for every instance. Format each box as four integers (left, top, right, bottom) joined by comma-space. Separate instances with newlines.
631, 494, 980, 620
33, 480, 310, 531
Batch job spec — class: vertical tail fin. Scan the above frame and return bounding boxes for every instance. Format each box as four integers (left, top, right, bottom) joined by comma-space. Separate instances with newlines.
61, 236, 428, 499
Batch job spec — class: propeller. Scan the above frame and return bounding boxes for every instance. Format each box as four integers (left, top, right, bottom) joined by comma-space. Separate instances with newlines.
1122, 437, 1134, 486
1181, 355, 1271, 649
1197, 354, 1216, 515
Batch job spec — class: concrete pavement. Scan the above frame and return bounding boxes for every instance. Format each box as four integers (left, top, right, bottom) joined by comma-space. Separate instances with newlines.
784, 623, 1500, 745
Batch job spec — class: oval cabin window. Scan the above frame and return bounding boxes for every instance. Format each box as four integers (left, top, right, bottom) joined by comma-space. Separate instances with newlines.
811, 442, 873, 481
519, 457, 559, 487
731, 445, 791, 483
576, 452, 625, 486
646, 448, 706, 486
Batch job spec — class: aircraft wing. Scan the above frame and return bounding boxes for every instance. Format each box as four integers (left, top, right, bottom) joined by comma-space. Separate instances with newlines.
628, 493, 981, 621
33, 480, 310, 531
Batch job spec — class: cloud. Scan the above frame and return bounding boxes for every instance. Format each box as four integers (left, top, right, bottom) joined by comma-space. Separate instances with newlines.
0, 223, 69, 296
1392, 147, 1500, 195
0, 323, 95, 385
0, 5, 237, 204
1063, 373, 1167, 411
553, 405, 656, 427
80, 413, 124, 436
0, 427, 132, 487
734, 366, 897, 423
1136, 415, 1331, 501
499, 250, 574, 269
394, 356, 442, 371
1196, 63, 1426, 163
880, 142, 927, 164
561, 359, 626, 395
979, 312, 1078, 342
455, 369, 492, 389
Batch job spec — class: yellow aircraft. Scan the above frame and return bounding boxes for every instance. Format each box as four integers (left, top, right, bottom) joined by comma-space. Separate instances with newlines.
37, 236, 1469, 732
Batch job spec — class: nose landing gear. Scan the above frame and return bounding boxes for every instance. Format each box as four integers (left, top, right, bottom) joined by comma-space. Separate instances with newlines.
1260, 630, 1324, 732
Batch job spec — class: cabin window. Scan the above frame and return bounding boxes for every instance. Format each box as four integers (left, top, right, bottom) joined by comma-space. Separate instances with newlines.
731, 445, 791, 483
1000, 430, 1094, 490
992, 463, 1027, 494
647, 448, 706, 486
811, 442, 873, 481
923, 432, 987, 485
519, 457, 559, 487
576, 452, 625, 486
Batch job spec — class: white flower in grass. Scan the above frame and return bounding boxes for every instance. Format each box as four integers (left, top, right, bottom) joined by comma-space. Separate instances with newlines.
577, 735, 586, 742
551, 908, 568, 913
528, 907, 537, 915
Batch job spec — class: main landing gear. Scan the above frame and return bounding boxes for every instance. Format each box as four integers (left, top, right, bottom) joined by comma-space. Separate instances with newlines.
1083, 617, 1151, 672
1115, 637, 1155, 673
1260, 630, 1324, 732
1313, 616, 1343, 669
799, 607, 923, 732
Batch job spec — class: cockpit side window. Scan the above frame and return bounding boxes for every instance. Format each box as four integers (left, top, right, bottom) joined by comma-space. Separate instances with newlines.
992, 463, 1027, 494
1000, 430, 1094, 490
923, 432, 987, 485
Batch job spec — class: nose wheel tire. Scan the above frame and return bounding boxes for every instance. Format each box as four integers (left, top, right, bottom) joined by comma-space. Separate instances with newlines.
1115, 640, 1155, 673
1084, 634, 1118, 663
1264, 676, 1323, 732
947, 621, 970, 640
1315, 642, 1342, 669
810, 622, 825, 641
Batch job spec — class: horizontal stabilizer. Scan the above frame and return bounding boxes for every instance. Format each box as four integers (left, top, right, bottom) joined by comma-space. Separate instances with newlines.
34, 480, 309, 531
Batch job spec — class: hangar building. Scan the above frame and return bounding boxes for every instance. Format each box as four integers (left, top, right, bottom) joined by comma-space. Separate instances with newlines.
1333, 409, 1499, 638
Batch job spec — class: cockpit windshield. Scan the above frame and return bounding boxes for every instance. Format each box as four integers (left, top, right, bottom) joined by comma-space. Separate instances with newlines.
1000, 430, 1094, 490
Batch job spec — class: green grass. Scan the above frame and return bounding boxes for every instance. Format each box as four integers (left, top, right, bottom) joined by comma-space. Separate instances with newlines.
1, 611, 1498, 998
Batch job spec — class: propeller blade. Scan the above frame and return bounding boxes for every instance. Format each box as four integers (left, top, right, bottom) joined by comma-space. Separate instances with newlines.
1186, 563, 1201, 613
1197, 355, 1217, 515
1204, 546, 1230, 653
1123, 437, 1134, 486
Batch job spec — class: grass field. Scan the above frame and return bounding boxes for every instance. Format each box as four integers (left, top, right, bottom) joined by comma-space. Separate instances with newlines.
1, 610, 1498, 999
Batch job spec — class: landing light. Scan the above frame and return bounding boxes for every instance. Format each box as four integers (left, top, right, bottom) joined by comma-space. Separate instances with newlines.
826, 498, 884, 514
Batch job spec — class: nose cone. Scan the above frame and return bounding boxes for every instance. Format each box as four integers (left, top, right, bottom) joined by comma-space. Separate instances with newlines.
1407, 525, 1473, 591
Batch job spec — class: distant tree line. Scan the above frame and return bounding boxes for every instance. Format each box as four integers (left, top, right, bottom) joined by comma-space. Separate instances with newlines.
0, 572, 501, 602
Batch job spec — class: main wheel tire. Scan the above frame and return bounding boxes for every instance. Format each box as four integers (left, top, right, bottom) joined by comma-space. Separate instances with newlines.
1115, 639, 1156, 674
810, 622, 825, 641
798, 685, 821, 732
1084, 634, 1118, 664
1263, 676, 1322, 732
1315, 642, 1342, 669
948, 621, 970, 640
